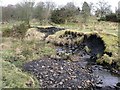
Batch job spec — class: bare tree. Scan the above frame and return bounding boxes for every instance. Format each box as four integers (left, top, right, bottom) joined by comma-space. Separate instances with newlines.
33, 1, 56, 24
63, 2, 80, 23
44, 2, 56, 23
81, 2, 91, 24
96, 0, 112, 17
15, 0, 35, 25
89, 2, 95, 15
2, 5, 16, 22
33, 2, 45, 22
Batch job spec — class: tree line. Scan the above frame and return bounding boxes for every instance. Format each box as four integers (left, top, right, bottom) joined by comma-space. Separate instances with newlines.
1, 0, 119, 25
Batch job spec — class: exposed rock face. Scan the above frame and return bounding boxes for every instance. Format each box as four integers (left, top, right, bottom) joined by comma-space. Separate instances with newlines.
25, 28, 45, 41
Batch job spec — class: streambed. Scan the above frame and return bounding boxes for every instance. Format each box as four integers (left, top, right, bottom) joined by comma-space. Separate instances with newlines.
23, 27, 120, 89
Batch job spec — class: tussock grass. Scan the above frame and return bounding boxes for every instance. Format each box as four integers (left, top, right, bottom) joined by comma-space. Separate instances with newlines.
1, 37, 56, 88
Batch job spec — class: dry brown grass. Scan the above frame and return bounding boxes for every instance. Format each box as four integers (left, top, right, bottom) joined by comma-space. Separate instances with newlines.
25, 28, 45, 41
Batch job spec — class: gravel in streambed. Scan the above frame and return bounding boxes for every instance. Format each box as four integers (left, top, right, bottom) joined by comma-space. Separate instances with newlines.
23, 57, 96, 88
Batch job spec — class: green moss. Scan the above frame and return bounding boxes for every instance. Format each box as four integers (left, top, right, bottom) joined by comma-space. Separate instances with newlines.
97, 54, 113, 65
48, 29, 119, 69
84, 46, 91, 53
100, 33, 118, 53
2, 61, 39, 88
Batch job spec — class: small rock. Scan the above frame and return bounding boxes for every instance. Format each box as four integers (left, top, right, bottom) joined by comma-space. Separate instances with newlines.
59, 82, 63, 85
116, 82, 120, 87
86, 80, 91, 83
42, 66, 45, 68
50, 70, 54, 72
96, 84, 103, 88
78, 86, 82, 88
71, 76, 77, 78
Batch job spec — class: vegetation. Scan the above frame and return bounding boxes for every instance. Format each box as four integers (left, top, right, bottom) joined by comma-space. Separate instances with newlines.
51, 2, 80, 24
81, 2, 91, 24
46, 25, 119, 70
95, 0, 112, 17
2, 61, 39, 88
2, 22, 29, 39
98, 13, 120, 22
1, 37, 55, 88
1, 0, 119, 88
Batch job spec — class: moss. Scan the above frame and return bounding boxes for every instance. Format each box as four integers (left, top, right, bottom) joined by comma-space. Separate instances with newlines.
97, 33, 119, 67
47, 29, 119, 69
97, 54, 113, 65
2, 61, 39, 88
100, 33, 118, 53
84, 46, 91, 53
1, 36, 57, 88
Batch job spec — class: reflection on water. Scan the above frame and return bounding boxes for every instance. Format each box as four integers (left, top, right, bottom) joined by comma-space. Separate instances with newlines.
92, 65, 120, 87
56, 47, 120, 87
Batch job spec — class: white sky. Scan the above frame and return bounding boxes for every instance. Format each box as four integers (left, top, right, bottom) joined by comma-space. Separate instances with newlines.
1, 0, 119, 12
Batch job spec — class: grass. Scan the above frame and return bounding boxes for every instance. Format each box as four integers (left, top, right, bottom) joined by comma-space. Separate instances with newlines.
46, 26, 119, 70
0, 21, 25, 31
1, 37, 56, 88
58, 21, 118, 36
2, 37, 56, 67
97, 33, 119, 67
2, 60, 39, 88
1, 18, 119, 88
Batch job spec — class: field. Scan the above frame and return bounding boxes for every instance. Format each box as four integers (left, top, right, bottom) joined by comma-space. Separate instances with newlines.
1, 18, 120, 88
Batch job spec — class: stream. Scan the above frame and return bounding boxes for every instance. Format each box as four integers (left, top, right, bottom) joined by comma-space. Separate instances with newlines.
56, 45, 120, 89
23, 27, 120, 89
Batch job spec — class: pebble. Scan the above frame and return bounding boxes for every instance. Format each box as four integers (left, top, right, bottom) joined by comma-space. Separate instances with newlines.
42, 65, 45, 68
86, 80, 91, 83
95, 84, 103, 88
59, 82, 63, 85
23, 58, 94, 88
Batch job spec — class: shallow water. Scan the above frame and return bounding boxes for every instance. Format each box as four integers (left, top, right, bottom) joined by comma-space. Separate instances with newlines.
92, 65, 120, 87
57, 47, 120, 88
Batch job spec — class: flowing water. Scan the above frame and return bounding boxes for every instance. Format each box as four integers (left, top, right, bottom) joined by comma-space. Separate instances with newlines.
56, 46, 120, 89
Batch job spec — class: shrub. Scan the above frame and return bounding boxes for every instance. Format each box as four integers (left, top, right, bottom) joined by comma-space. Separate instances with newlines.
105, 13, 120, 22
2, 28, 12, 37
98, 16, 106, 21
51, 9, 65, 24
2, 22, 29, 39
98, 13, 120, 22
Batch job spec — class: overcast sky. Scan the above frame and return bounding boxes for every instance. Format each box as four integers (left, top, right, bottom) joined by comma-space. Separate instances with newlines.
1, 0, 119, 12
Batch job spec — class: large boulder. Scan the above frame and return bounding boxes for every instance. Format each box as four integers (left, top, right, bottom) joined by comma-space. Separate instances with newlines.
25, 28, 45, 41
